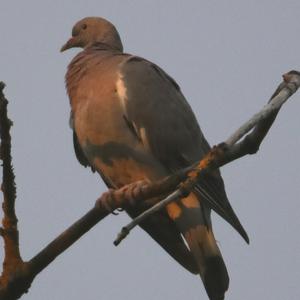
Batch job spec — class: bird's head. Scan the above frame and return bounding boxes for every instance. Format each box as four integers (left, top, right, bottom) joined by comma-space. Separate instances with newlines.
60, 17, 123, 52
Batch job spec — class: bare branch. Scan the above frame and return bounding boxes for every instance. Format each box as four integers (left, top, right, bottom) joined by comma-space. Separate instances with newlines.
0, 70, 299, 299
0, 83, 26, 300
28, 172, 188, 275
0, 83, 21, 266
226, 71, 299, 145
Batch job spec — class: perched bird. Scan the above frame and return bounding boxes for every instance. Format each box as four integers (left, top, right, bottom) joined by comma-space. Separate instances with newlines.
61, 17, 248, 300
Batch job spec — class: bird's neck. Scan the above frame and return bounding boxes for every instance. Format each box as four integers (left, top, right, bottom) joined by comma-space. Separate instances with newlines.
86, 41, 123, 53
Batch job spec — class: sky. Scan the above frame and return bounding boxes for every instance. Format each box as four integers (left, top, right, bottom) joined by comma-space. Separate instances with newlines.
0, 1, 300, 299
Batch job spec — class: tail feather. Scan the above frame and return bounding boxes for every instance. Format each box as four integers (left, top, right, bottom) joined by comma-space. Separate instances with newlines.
184, 225, 229, 300
167, 193, 229, 300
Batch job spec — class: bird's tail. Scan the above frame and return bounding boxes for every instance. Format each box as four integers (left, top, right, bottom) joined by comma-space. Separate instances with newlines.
184, 225, 229, 300
166, 193, 229, 300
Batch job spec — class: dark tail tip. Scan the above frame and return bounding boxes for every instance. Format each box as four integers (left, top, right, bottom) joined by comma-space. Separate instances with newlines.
203, 256, 229, 300
238, 224, 250, 244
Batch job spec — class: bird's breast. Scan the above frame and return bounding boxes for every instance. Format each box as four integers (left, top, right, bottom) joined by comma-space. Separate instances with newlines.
71, 65, 165, 187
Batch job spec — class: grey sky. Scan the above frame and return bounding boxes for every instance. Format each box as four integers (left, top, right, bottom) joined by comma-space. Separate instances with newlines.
1, 1, 299, 299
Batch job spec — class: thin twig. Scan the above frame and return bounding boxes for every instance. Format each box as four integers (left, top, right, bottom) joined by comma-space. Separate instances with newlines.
226, 72, 299, 145
114, 189, 184, 245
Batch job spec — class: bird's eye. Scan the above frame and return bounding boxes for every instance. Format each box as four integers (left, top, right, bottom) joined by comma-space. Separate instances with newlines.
82, 24, 87, 30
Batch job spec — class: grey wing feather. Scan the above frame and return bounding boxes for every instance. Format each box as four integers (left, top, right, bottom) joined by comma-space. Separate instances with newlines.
122, 57, 249, 243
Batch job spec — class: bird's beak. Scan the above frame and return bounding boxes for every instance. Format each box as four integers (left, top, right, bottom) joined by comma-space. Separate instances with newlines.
60, 37, 77, 52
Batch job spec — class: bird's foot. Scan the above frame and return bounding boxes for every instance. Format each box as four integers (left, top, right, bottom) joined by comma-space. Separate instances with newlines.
118, 180, 150, 207
96, 189, 120, 215
95, 180, 150, 214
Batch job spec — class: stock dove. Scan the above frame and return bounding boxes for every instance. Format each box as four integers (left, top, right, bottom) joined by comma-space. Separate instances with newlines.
61, 17, 248, 300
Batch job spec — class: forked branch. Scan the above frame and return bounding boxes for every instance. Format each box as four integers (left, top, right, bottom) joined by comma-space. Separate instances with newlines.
0, 71, 299, 300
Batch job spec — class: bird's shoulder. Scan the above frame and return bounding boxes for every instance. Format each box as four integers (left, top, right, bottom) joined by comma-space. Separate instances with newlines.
120, 54, 181, 92
116, 54, 209, 171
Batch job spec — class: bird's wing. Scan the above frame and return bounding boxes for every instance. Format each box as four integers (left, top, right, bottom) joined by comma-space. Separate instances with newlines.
70, 109, 199, 273
120, 56, 249, 243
